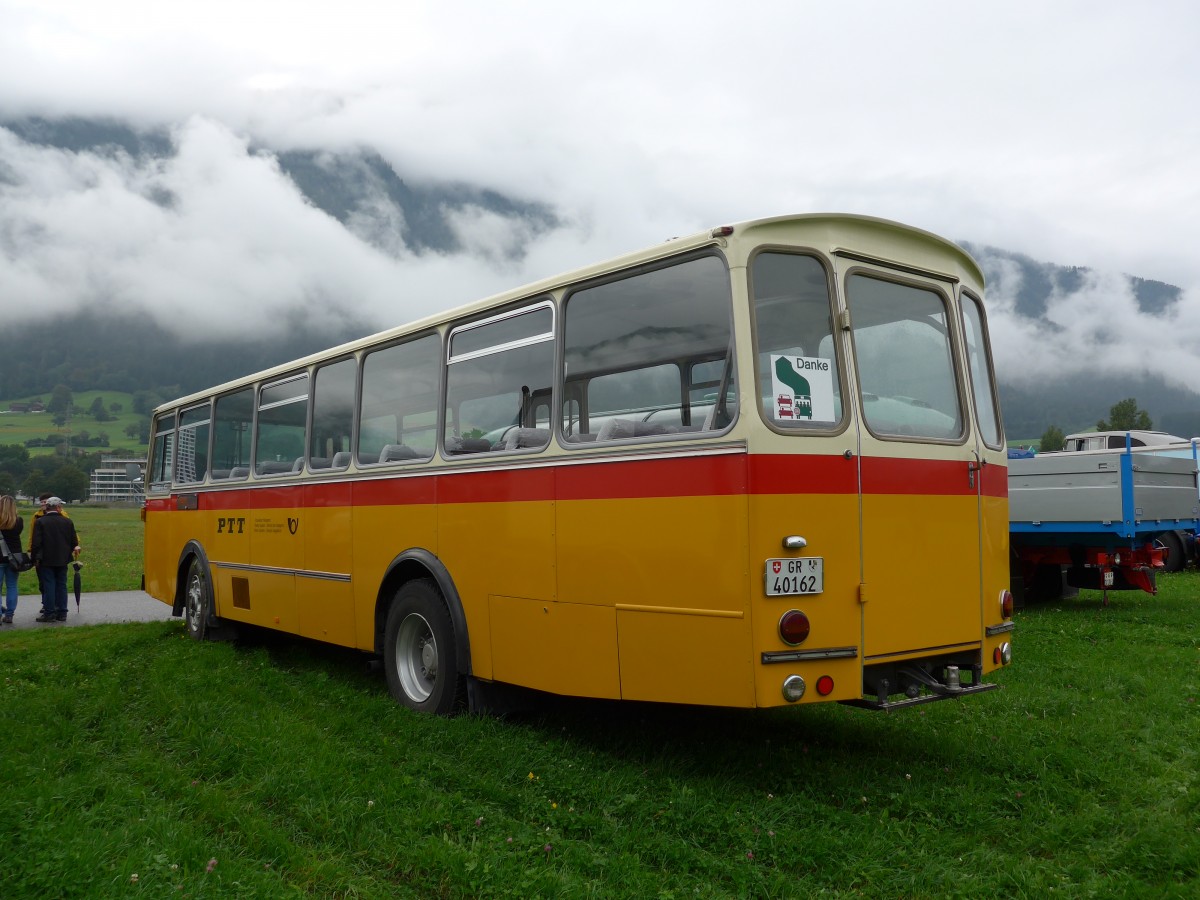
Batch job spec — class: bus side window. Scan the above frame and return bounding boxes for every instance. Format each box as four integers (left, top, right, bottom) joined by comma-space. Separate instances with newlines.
358, 334, 439, 466
561, 255, 734, 442
255, 374, 309, 476
445, 303, 554, 455
148, 414, 175, 491
175, 404, 211, 484
310, 357, 356, 471
211, 388, 254, 480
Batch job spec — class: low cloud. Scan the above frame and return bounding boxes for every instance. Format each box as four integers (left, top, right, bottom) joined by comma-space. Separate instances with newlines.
0, 117, 595, 338
981, 250, 1200, 391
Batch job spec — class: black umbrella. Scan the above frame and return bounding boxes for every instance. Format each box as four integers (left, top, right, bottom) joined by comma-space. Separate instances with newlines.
73, 560, 82, 609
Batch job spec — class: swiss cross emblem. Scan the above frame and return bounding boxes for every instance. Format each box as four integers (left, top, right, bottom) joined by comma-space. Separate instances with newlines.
772, 561, 782, 574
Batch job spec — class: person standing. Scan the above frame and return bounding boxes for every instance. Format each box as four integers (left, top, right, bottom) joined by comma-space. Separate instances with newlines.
0, 495, 23, 624
31, 497, 80, 623
29, 492, 73, 618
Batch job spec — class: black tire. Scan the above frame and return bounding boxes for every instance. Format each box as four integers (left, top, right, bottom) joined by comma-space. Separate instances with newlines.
383, 578, 464, 715
1027, 563, 1069, 603
1156, 531, 1186, 573
183, 556, 212, 641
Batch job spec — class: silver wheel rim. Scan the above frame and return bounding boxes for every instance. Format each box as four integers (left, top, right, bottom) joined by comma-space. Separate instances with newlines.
186, 570, 204, 634
395, 612, 437, 702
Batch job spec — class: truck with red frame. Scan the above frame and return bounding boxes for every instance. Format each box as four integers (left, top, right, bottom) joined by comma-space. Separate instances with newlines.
1009, 433, 1200, 604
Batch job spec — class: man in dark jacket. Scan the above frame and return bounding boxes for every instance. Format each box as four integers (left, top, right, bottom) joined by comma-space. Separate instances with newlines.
31, 497, 80, 623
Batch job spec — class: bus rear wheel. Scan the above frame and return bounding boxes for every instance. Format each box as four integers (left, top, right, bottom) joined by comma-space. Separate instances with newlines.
384, 579, 464, 715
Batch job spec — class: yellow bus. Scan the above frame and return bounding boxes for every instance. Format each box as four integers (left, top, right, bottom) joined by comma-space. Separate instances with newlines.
142, 213, 1014, 714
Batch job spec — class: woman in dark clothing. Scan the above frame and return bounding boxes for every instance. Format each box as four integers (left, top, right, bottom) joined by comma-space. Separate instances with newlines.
0, 495, 23, 624
30, 497, 80, 623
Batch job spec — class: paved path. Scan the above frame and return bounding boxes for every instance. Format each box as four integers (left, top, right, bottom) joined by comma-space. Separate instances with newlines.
2, 591, 179, 630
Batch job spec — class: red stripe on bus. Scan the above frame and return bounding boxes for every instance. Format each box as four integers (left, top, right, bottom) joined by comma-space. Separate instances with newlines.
438, 466, 557, 504
145, 453, 1007, 511
860, 457, 994, 496
980, 462, 1009, 498
555, 455, 748, 500
748, 454, 858, 494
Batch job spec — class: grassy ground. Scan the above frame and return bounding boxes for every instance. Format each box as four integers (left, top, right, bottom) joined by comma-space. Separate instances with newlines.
8, 505, 143, 596
0, 569, 1195, 897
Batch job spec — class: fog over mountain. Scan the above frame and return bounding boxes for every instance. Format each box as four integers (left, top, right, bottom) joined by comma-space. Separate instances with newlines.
1, 115, 1197, 438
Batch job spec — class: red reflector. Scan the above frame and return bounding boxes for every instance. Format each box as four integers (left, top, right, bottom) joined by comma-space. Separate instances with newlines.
778, 609, 810, 645
815, 675, 835, 696
1000, 589, 1014, 619
993, 647, 1001, 665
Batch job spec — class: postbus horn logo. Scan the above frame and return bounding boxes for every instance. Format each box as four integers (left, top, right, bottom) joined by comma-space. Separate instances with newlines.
775, 357, 813, 419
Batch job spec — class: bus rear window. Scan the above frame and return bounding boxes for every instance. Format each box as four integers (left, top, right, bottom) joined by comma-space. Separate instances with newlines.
847, 275, 963, 441
751, 252, 844, 430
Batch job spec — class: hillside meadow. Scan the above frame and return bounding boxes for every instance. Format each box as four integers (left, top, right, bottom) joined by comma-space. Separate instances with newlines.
0, 389, 148, 459
0, 551, 1195, 897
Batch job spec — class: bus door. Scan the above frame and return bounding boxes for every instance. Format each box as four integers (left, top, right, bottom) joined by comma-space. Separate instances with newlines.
844, 269, 983, 660
750, 250, 863, 707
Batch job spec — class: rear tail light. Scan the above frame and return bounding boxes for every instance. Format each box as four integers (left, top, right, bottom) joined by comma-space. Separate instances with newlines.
993, 642, 1012, 666
1000, 589, 1014, 619
778, 609, 811, 645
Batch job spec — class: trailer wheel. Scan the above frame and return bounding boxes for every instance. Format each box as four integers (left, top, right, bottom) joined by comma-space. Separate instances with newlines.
383, 578, 465, 715
1156, 531, 1185, 573
1027, 563, 1068, 603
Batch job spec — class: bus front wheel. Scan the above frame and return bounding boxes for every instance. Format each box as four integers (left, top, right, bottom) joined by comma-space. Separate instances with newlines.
184, 557, 212, 641
384, 579, 463, 715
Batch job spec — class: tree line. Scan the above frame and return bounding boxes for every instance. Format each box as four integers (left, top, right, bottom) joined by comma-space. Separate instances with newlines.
0, 444, 93, 502
1037, 398, 1155, 452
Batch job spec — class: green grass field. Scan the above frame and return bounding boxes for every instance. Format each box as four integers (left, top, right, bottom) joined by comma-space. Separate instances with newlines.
7, 505, 144, 596
0, 563, 1196, 897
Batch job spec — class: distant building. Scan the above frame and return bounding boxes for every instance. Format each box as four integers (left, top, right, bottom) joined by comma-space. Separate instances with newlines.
89, 456, 144, 503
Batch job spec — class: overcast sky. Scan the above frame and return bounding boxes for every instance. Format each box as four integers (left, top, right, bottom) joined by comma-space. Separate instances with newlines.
2, 1, 1199, 385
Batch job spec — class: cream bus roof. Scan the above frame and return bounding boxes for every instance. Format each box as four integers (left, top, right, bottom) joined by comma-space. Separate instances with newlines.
155, 212, 983, 414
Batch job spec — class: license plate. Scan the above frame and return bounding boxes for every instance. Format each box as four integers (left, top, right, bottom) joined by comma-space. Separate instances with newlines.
765, 557, 824, 596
